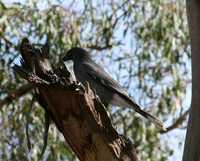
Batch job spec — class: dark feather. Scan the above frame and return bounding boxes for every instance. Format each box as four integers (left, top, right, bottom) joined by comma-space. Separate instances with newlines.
81, 62, 165, 130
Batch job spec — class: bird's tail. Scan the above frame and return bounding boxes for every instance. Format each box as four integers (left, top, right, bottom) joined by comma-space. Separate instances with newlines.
116, 92, 166, 131
113, 91, 166, 131
133, 103, 166, 131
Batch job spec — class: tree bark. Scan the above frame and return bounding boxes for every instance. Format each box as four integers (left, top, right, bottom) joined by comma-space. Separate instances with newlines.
14, 38, 140, 161
39, 83, 139, 161
182, 1, 200, 161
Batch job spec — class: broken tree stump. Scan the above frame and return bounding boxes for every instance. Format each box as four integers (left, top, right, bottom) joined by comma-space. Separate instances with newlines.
14, 38, 140, 161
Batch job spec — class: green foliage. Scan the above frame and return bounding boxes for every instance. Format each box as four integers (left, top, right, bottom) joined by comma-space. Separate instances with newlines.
0, 0, 190, 160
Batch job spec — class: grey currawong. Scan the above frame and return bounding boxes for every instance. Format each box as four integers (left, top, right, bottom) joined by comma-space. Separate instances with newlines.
63, 47, 165, 131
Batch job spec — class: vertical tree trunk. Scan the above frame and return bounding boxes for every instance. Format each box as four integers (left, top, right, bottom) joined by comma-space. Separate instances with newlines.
182, 0, 200, 161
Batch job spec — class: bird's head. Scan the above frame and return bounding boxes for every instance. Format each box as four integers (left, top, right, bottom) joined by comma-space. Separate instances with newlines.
63, 47, 90, 62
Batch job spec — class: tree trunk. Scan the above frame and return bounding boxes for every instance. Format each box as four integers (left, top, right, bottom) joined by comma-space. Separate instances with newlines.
182, 1, 200, 161
14, 38, 140, 161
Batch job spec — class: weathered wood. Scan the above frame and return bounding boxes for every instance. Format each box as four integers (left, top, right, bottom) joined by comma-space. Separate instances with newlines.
14, 38, 140, 161
39, 84, 139, 161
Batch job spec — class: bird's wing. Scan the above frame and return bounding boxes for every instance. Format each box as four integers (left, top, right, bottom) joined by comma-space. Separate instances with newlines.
82, 62, 130, 97
81, 62, 165, 131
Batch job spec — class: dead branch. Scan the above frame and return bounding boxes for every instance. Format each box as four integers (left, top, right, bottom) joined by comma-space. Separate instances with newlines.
0, 84, 33, 108
160, 109, 189, 134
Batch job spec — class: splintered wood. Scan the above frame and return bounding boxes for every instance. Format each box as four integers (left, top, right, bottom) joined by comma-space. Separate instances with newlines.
14, 38, 139, 161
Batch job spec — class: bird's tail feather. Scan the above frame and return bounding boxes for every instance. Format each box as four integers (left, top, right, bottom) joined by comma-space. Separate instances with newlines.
133, 104, 166, 131
113, 91, 166, 130
116, 92, 166, 131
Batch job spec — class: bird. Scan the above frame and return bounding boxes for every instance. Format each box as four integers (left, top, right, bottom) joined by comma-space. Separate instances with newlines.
63, 47, 165, 131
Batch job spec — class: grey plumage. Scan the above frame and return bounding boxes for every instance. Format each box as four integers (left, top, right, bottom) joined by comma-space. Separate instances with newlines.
63, 47, 165, 131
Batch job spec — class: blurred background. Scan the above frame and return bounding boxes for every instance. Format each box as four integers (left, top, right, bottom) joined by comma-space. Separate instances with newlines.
0, 0, 191, 161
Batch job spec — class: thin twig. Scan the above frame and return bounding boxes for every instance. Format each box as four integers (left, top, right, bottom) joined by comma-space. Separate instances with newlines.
160, 109, 190, 134
86, 44, 113, 51
0, 84, 33, 108
0, 35, 18, 50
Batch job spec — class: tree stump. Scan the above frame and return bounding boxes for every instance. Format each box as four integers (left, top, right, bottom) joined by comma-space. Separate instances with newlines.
14, 38, 140, 161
